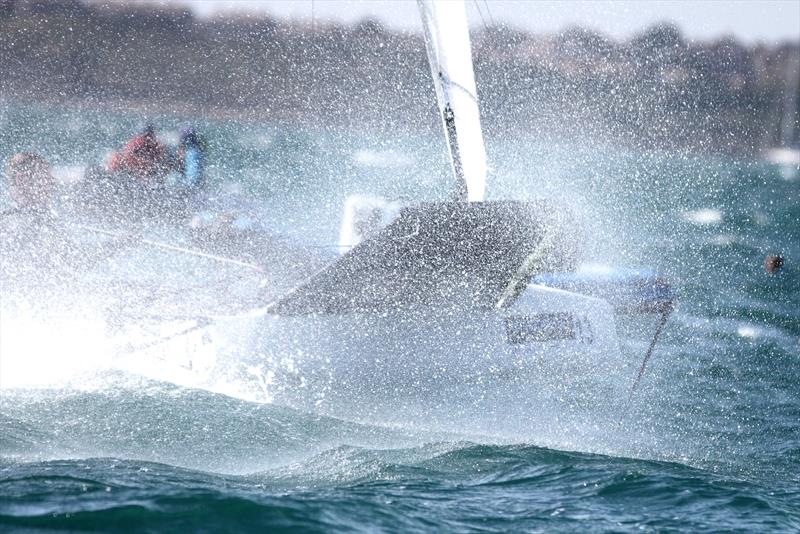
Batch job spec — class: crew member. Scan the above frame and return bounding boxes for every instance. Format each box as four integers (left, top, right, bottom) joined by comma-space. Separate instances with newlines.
2, 152, 134, 288
108, 123, 170, 185
175, 125, 207, 190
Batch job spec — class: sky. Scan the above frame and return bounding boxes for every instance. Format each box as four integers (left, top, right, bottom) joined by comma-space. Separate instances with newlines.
165, 0, 800, 43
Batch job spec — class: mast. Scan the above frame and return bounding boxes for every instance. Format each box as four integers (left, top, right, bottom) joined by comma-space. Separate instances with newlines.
417, 0, 487, 202
779, 52, 800, 148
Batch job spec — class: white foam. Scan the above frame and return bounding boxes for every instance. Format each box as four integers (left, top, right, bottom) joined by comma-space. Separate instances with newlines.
352, 149, 413, 169
0, 307, 111, 389
765, 147, 800, 167
682, 208, 723, 226
736, 324, 759, 338
709, 234, 736, 246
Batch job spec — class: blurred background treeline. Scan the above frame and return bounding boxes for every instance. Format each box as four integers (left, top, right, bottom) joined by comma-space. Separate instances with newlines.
1, 0, 798, 156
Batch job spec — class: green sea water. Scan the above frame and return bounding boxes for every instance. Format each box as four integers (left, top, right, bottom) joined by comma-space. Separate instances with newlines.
0, 102, 798, 532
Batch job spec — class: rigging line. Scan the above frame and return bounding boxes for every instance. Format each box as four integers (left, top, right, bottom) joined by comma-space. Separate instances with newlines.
77, 224, 265, 272
107, 272, 259, 310
629, 305, 673, 397
495, 225, 556, 309
472, 0, 489, 31
438, 70, 480, 105
482, 0, 497, 27
395, 218, 421, 241
115, 317, 214, 356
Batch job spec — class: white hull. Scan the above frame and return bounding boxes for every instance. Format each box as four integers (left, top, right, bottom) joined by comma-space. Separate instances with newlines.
247, 286, 627, 433
108, 285, 630, 435
111, 309, 270, 401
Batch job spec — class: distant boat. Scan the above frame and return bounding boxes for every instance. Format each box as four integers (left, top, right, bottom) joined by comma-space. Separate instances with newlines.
765, 50, 800, 178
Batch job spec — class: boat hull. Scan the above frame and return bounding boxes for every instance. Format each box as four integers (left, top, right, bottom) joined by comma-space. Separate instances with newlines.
249, 286, 626, 435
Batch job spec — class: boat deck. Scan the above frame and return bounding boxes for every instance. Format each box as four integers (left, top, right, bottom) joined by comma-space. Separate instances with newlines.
269, 200, 578, 315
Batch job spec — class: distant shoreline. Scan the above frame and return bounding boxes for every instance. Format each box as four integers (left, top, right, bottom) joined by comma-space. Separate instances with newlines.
0, 92, 443, 140
4, 94, 779, 169
1, 1, 797, 158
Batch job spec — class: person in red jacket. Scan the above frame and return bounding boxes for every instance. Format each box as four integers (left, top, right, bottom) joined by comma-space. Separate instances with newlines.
108, 124, 170, 185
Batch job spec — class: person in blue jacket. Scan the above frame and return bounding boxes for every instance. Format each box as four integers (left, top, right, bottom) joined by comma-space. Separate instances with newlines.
175, 125, 208, 190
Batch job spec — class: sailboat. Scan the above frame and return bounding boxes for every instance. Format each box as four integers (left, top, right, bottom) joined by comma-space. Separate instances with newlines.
113, 1, 673, 429
765, 50, 800, 178
222, 0, 675, 430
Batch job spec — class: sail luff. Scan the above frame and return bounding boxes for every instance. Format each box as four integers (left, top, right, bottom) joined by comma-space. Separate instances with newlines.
417, 0, 487, 202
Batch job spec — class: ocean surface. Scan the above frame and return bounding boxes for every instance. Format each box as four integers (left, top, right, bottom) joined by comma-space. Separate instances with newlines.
1, 102, 799, 532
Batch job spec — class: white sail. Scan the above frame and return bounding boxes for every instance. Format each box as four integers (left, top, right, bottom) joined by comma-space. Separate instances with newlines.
417, 0, 487, 202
